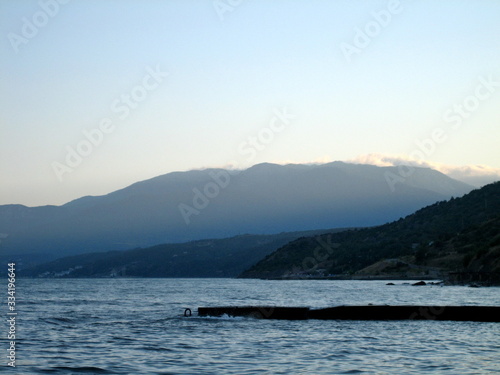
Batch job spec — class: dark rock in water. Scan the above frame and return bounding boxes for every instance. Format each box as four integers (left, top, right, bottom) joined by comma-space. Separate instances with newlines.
412, 281, 427, 286
386, 283, 395, 285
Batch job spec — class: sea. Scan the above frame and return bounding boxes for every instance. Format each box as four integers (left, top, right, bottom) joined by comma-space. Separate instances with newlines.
2, 278, 500, 374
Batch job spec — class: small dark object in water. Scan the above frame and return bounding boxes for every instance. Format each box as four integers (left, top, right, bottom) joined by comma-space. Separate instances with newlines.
386, 282, 395, 285
184, 308, 192, 317
412, 281, 427, 286
428, 281, 444, 285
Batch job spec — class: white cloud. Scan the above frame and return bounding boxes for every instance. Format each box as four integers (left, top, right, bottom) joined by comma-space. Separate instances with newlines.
179, 153, 500, 188
348, 153, 500, 187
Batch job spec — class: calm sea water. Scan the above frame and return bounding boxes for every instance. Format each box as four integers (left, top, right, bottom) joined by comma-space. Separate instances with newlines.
3, 278, 500, 374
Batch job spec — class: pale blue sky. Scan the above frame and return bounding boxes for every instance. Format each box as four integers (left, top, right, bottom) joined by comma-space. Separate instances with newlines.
1, 0, 499, 206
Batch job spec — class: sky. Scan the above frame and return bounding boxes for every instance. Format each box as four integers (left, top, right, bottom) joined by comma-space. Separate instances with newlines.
1, 0, 500, 206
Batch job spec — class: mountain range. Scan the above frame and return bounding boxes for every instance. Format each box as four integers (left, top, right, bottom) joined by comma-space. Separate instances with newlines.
0, 162, 473, 263
17, 182, 500, 282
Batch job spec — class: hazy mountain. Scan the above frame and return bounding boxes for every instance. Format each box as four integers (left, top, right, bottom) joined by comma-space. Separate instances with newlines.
0, 162, 473, 260
240, 182, 500, 283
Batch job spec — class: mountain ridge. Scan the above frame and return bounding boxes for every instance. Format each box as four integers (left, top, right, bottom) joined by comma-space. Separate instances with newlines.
0, 162, 473, 260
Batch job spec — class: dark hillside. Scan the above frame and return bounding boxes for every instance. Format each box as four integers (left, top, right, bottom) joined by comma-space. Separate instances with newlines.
20, 229, 342, 278
239, 182, 500, 283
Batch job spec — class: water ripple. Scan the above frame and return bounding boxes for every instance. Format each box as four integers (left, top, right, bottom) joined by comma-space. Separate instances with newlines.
14, 279, 500, 375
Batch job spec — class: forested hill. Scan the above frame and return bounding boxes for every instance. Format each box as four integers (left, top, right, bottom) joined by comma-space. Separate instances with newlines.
239, 182, 500, 283
20, 229, 342, 278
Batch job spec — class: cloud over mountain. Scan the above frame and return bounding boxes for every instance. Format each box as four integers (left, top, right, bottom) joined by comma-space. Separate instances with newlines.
349, 153, 500, 187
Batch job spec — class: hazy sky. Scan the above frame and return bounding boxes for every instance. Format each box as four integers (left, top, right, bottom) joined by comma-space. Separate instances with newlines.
1, 0, 500, 206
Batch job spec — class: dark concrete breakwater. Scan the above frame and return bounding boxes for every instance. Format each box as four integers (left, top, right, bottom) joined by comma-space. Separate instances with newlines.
195, 306, 500, 322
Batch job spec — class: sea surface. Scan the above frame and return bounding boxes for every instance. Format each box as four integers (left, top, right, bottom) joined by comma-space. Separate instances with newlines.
2, 278, 500, 374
